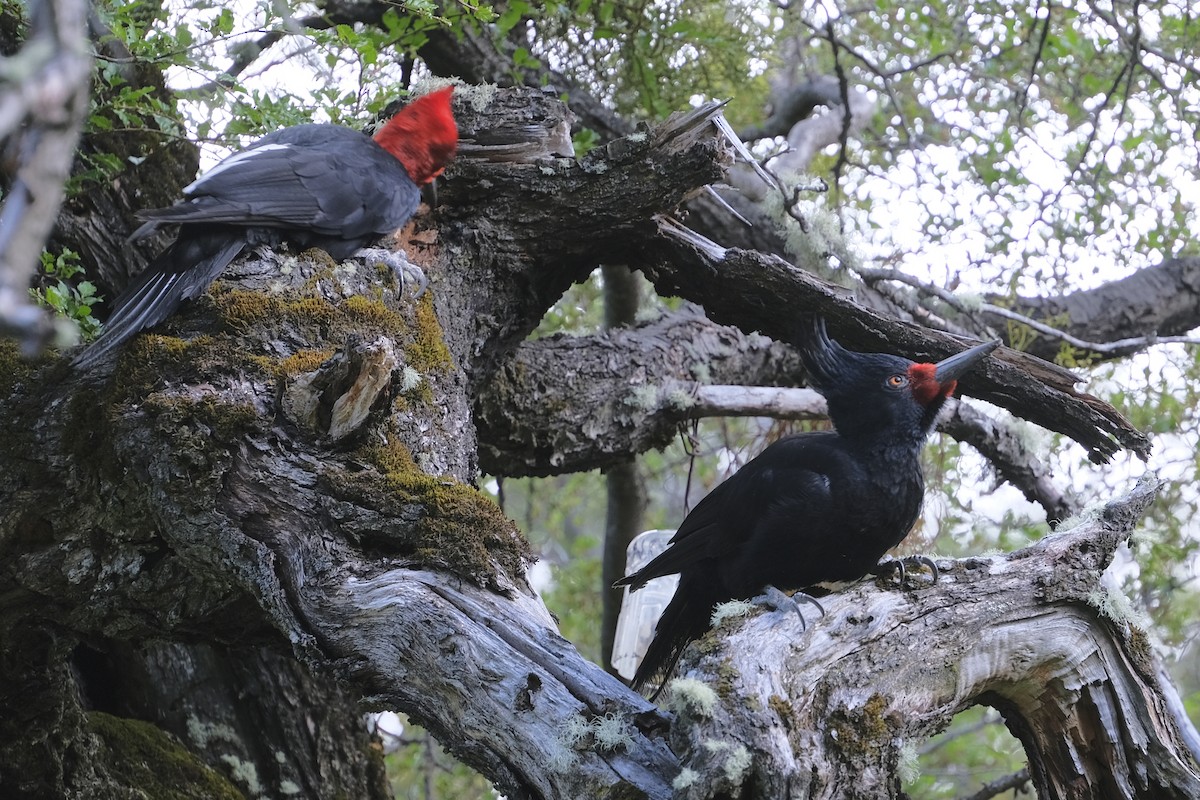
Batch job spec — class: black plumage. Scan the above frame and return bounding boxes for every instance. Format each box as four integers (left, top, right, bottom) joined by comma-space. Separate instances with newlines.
615, 319, 999, 696
72, 88, 457, 371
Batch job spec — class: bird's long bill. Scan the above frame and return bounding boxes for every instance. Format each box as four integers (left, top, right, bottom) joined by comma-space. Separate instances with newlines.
933, 339, 1001, 383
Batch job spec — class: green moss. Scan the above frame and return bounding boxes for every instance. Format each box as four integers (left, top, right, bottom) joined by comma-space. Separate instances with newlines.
768, 694, 794, 728
339, 294, 452, 373
287, 296, 344, 327
329, 437, 533, 587
112, 273, 453, 413
298, 247, 340, 274
87, 711, 245, 800
142, 393, 263, 442
108, 334, 275, 405
279, 348, 335, 375
213, 290, 282, 327
406, 294, 454, 373
110, 334, 205, 399
0, 339, 34, 398
213, 283, 453, 383
828, 692, 892, 759
373, 260, 395, 282
694, 632, 724, 656
1126, 625, 1154, 674
342, 294, 406, 329
715, 662, 738, 698
214, 290, 348, 332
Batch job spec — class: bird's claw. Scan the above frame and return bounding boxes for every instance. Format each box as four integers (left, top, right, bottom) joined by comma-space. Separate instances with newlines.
875, 555, 940, 589
354, 247, 429, 298
753, 585, 826, 631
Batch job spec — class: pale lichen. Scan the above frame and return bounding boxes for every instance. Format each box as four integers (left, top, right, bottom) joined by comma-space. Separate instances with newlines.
711, 599, 755, 627
1054, 502, 1105, 533
897, 741, 920, 785
667, 388, 696, 410
1087, 583, 1151, 630
556, 712, 632, 753
400, 365, 422, 392
218, 754, 262, 794
672, 767, 699, 790
591, 713, 633, 752
702, 740, 752, 785
186, 717, 239, 748
667, 678, 718, 718
625, 384, 660, 411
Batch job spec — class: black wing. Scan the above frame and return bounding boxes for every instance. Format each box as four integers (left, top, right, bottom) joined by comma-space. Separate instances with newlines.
616, 432, 846, 589
139, 125, 421, 243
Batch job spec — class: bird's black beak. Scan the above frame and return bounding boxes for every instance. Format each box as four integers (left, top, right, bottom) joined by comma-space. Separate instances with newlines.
933, 339, 1000, 384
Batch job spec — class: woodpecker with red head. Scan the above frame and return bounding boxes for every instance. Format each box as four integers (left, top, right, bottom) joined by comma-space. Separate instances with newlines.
615, 319, 999, 697
72, 87, 458, 370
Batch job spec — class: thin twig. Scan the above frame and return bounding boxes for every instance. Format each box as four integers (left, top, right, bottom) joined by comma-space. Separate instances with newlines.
959, 767, 1032, 800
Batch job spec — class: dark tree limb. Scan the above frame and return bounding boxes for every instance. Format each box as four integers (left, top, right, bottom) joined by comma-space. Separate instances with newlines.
986, 256, 1200, 361
637, 226, 1149, 463
860, 259, 1200, 362
735, 76, 845, 141
475, 306, 804, 477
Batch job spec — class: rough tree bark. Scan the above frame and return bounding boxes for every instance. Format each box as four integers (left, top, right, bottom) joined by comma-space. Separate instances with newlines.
1, 87, 1195, 800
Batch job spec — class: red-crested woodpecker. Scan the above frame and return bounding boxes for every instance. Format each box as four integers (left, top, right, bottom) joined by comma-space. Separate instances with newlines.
615, 320, 999, 698
73, 87, 458, 370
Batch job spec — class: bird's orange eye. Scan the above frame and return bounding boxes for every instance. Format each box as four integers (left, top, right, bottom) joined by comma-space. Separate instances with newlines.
887, 374, 908, 388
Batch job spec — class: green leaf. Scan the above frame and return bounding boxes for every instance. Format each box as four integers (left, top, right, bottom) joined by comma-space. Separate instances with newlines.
215, 8, 234, 35
44, 285, 65, 310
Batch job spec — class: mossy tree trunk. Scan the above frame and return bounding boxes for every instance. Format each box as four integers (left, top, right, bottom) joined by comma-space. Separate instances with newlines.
0, 87, 1196, 800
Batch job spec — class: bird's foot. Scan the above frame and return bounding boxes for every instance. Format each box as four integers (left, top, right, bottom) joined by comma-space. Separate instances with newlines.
354, 247, 429, 298
874, 555, 940, 589
752, 585, 826, 631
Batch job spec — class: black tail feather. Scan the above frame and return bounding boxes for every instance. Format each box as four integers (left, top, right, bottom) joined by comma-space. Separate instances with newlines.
631, 574, 719, 700
72, 233, 245, 371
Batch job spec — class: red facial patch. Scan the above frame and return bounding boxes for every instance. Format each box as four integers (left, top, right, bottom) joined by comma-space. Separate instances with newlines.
908, 362, 955, 406
374, 87, 459, 186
